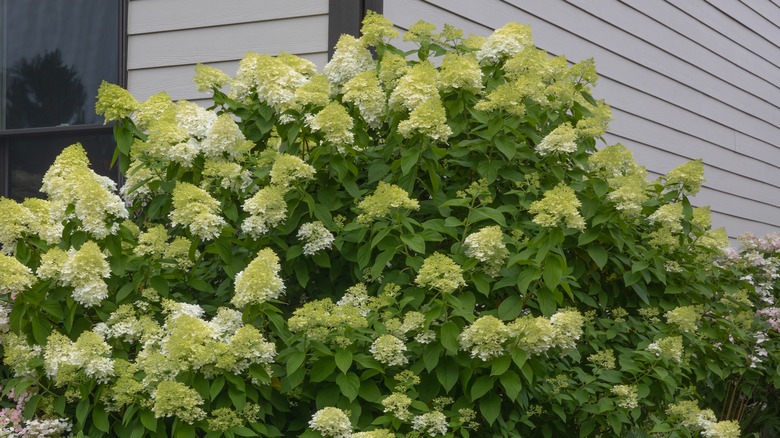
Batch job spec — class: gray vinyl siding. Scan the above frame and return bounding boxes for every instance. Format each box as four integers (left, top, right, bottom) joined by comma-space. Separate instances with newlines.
126, 0, 329, 107
385, 0, 780, 239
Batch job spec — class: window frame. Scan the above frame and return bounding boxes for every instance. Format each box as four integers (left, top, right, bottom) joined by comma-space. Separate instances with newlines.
0, 0, 128, 197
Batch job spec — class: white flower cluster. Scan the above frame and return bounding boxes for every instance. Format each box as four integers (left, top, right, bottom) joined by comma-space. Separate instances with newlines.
370, 334, 408, 366
60, 242, 111, 307
309, 407, 353, 438
297, 221, 335, 255
232, 248, 285, 307
411, 411, 449, 436
44, 331, 115, 385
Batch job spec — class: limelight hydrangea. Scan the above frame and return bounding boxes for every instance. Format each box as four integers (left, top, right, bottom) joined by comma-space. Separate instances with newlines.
241, 185, 288, 237
226, 325, 277, 373
647, 336, 684, 363
549, 309, 586, 350
164, 236, 197, 270
411, 411, 449, 436
193, 63, 230, 92
437, 53, 483, 94
309, 407, 352, 438
474, 78, 540, 116
648, 202, 684, 233
664, 159, 705, 195
297, 221, 335, 255
36, 247, 68, 284
343, 71, 386, 128
0, 253, 36, 296
176, 100, 217, 139
269, 153, 316, 188
41, 144, 128, 239
464, 225, 509, 276
293, 74, 331, 108
459, 315, 511, 360
529, 184, 586, 230
145, 119, 189, 161
606, 169, 649, 217
414, 253, 466, 294
356, 182, 420, 224
44, 331, 115, 385
134, 224, 169, 258
306, 102, 355, 152
666, 401, 741, 438
170, 182, 226, 240
201, 113, 253, 160
611, 385, 639, 409
576, 99, 612, 138
1, 332, 43, 377
536, 123, 578, 155
381, 392, 413, 421
509, 316, 554, 355
398, 97, 452, 142
229, 52, 309, 110
232, 248, 285, 307
476, 22, 533, 64
22, 198, 63, 244
152, 381, 206, 424
379, 52, 409, 91
288, 298, 368, 342
403, 20, 437, 44
61, 241, 111, 307
324, 34, 374, 88
389, 62, 438, 111
588, 143, 639, 178
352, 430, 394, 438
132, 91, 175, 130
95, 81, 139, 122
665, 305, 703, 333
587, 349, 616, 370
202, 160, 252, 192
359, 10, 398, 46
370, 334, 408, 366
0, 198, 34, 254
121, 160, 160, 204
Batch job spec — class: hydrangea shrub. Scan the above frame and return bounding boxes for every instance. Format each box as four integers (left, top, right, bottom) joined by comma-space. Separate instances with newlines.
1, 13, 778, 438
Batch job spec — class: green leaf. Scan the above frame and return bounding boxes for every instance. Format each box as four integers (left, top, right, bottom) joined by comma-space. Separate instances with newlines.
497, 295, 523, 320
23, 394, 41, 419
586, 245, 608, 269
542, 255, 563, 291
479, 392, 501, 425
93, 405, 110, 432
499, 370, 522, 401
440, 321, 460, 354
401, 233, 426, 253
494, 135, 516, 160
140, 410, 157, 432
210, 376, 225, 401
336, 372, 360, 401
471, 375, 494, 400
436, 359, 459, 392
310, 357, 336, 383
491, 355, 511, 376
76, 399, 90, 426
335, 349, 353, 374
286, 350, 306, 377
423, 343, 442, 372
150, 276, 169, 295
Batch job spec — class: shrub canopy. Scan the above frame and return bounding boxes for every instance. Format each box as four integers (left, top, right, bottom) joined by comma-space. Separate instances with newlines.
0, 13, 778, 438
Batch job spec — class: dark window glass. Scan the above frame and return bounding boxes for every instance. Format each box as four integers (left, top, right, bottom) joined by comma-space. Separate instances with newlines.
7, 132, 115, 200
1, 0, 120, 129
0, 0, 123, 198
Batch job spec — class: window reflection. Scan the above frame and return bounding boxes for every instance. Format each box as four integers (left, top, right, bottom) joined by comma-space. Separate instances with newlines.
1, 0, 120, 129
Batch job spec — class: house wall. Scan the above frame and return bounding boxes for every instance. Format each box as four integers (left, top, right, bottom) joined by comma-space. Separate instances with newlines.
384, 0, 780, 239
126, 0, 329, 106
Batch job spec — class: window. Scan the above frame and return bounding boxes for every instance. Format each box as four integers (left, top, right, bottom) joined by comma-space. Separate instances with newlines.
0, 0, 126, 199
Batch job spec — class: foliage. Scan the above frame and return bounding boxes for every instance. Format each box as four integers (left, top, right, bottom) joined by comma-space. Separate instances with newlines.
1, 13, 778, 438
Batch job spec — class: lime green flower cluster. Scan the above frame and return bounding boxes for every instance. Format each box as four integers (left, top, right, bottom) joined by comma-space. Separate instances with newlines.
411, 411, 449, 436
44, 331, 114, 387
0, 198, 34, 254
288, 298, 369, 343
397, 97, 452, 142
293, 74, 331, 108
229, 52, 312, 110
663, 159, 705, 195
95, 81, 139, 122
382, 392, 413, 421
358, 10, 398, 46
152, 381, 206, 424
476, 22, 533, 63
437, 53, 483, 94
201, 113, 253, 160
60, 241, 111, 307
297, 221, 335, 255
241, 185, 288, 237
343, 71, 386, 129
306, 102, 355, 153
356, 182, 420, 224
0, 253, 36, 296
536, 123, 578, 155
378, 52, 409, 91
269, 153, 316, 188
529, 183, 586, 230
193, 63, 230, 92
133, 91, 176, 130
309, 407, 352, 438
665, 305, 703, 333
1, 332, 43, 377
370, 334, 408, 366
324, 34, 374, 88
666, 401, 741, 438
414, 253, 466, 294
611, 384, 639, 409
587, 349, 616, 370
41, 144, 128, 239
170, 182, 226, 240
232, 248, 285, 307
647, 335, 684, 363
508, 309, 586, 355
458, 315, 511, 361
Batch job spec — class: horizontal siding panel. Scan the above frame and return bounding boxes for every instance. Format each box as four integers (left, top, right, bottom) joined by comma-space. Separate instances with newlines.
128, 53, 328, 101
620, 0, 780, 93
128, 15, 328, 69
128, 0, 328, 35
710, 211, 778, 239
566, 0, 780, 117
705, 0, 780, 48
738, 0, 780, 31
666, 0, 780, 66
